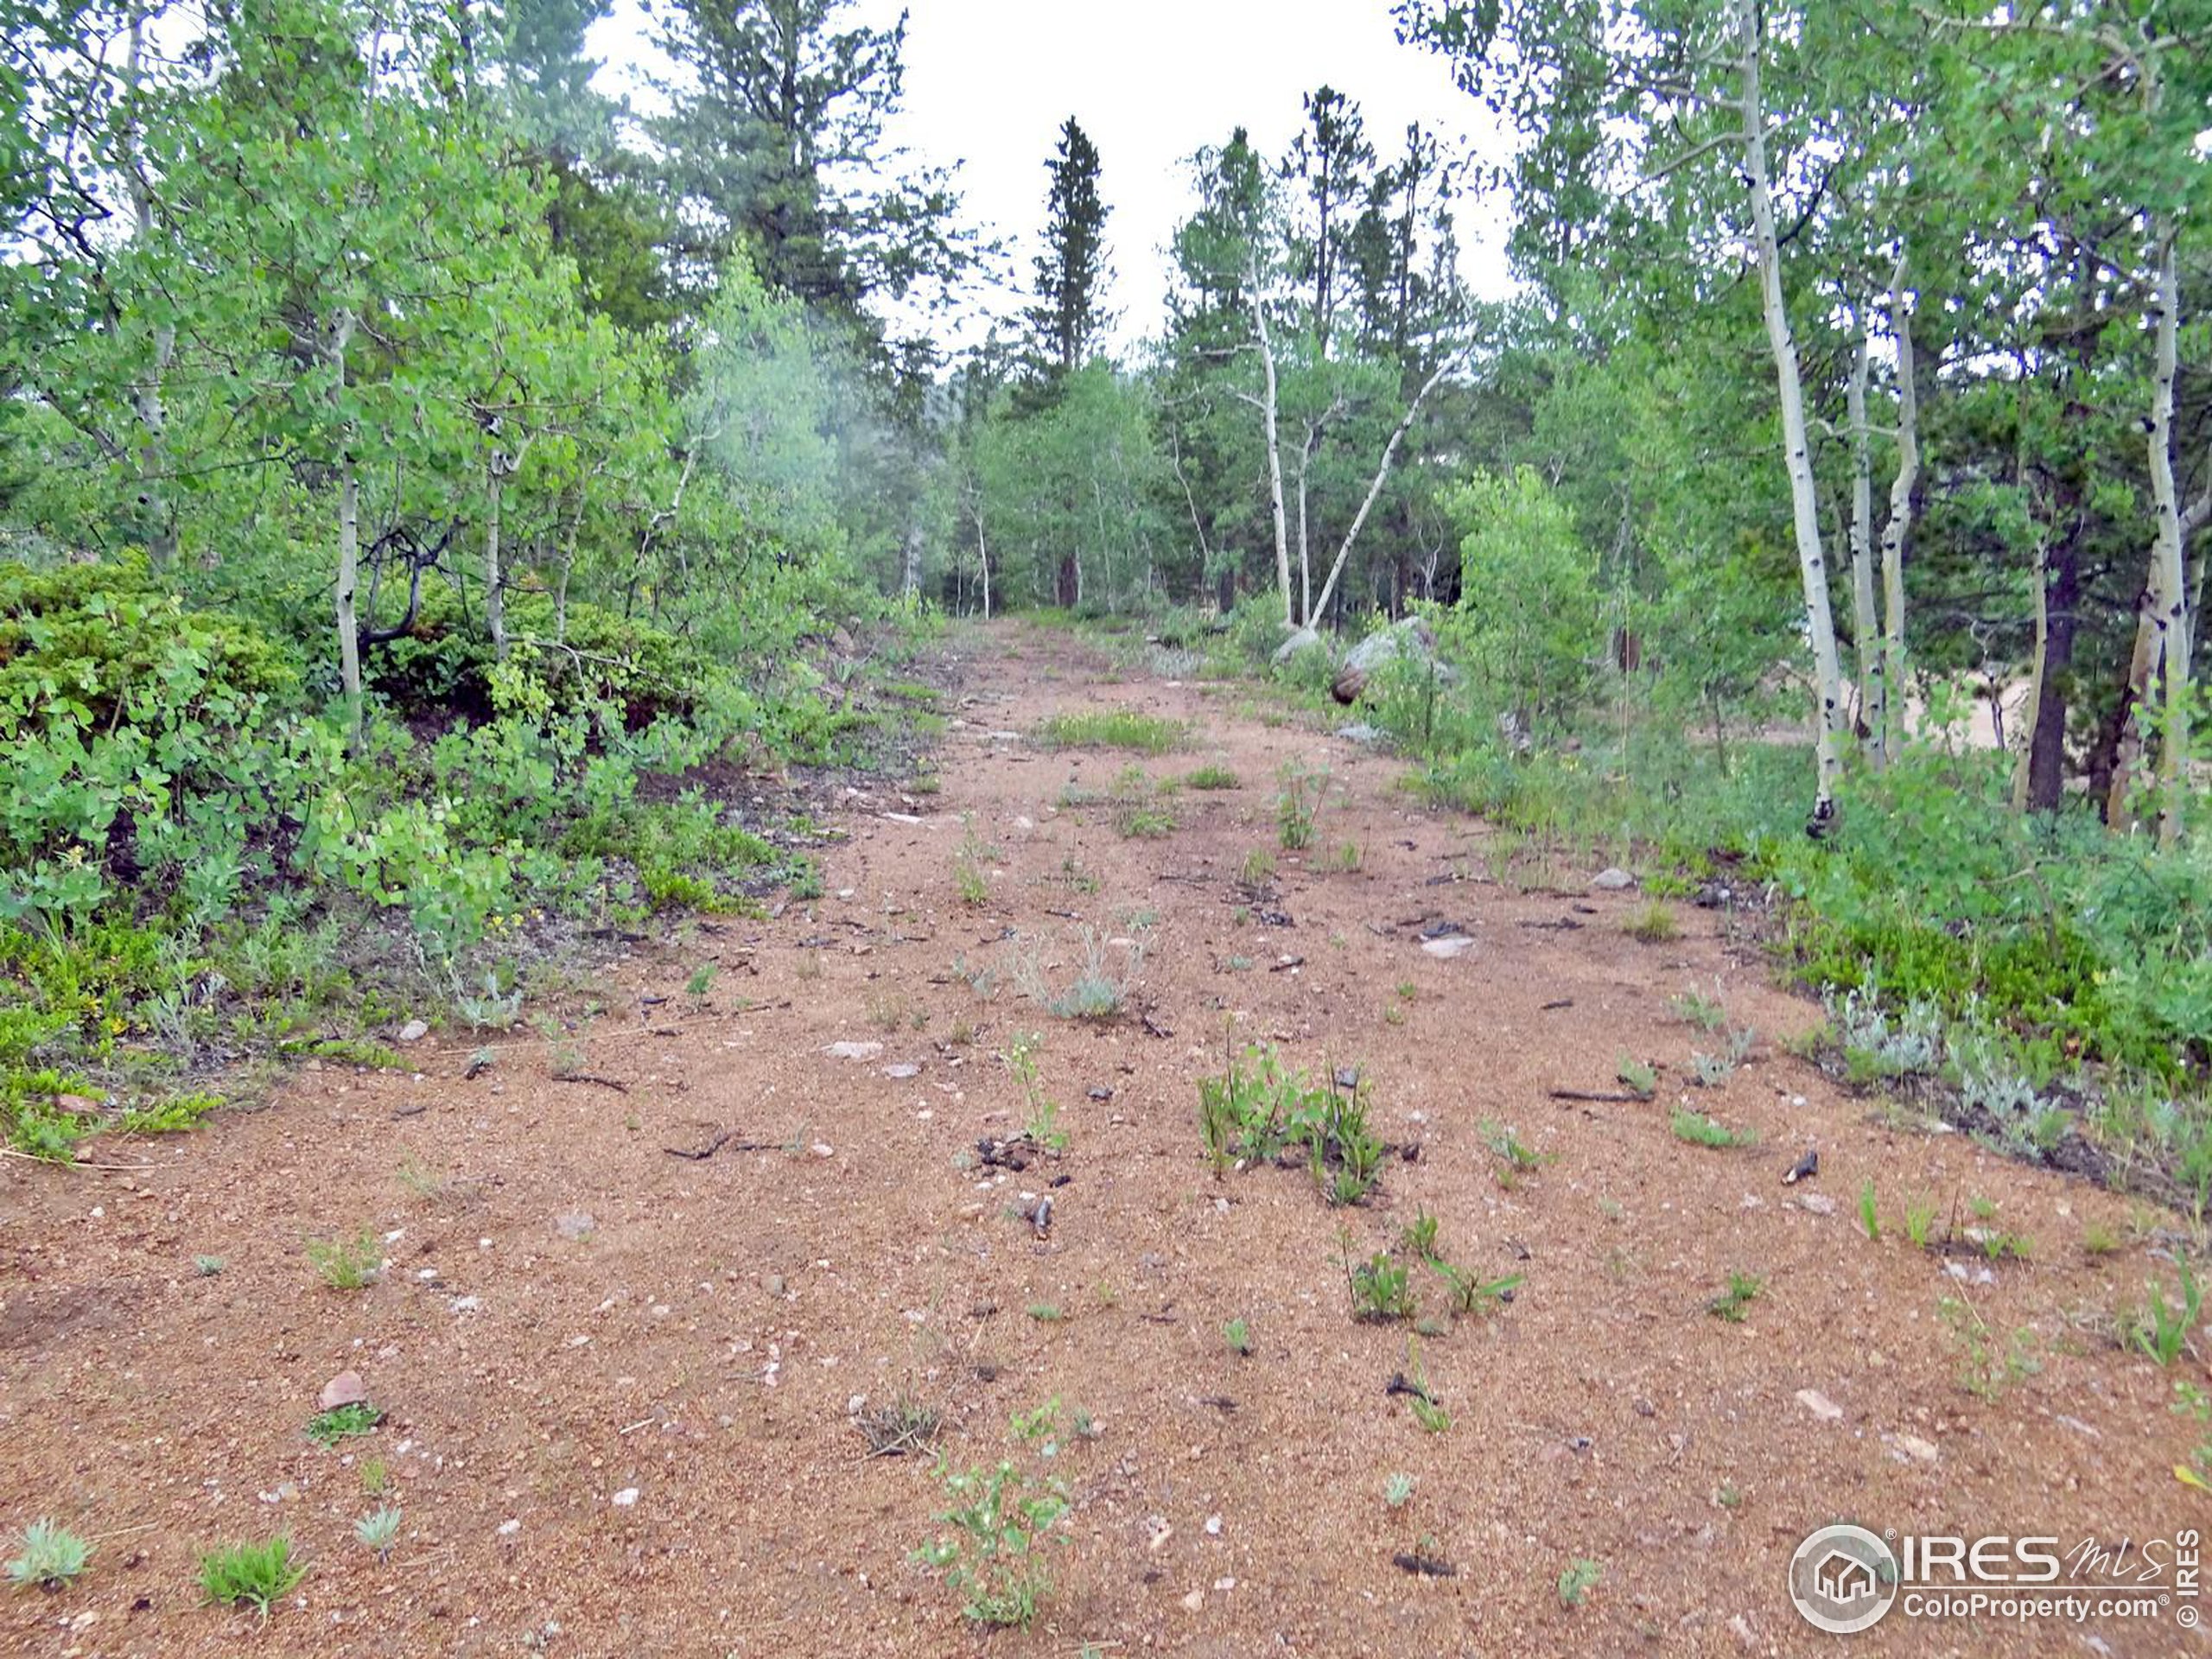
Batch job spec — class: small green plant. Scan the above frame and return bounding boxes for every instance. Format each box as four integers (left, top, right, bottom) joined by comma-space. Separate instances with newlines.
1007, 1031, 1067, 1150
684, 963, 717, 1000
1186, 764, 1239, 789
1334, 841, 1363, 872
306, 1401, 383, 1446
1717, 1482, 1745, 1510
1669, 987, 1726, 1030
304, 1230, 381, 1290
198, 1536, 308, 1618
1858, 1179, 1881, 1241
1383, 1471, 1415, 1509
1625, 900, 1678, 944
1616, 1055, 1657, 1099
359, 1459, 391, 1497
1008, 927, 1142, 1020
1707, 1270, 1764, 1324
6, 1518, 92, 1590
1481, 1120, 1554, 1177
1026, 1303, 1065, 1325
1395, 981, 1417, 1001
1344, 1236, 1415, 1323
1904, 1193, 1940, 1249
1557, 1557, 1602, 1609
1223, 1317, 1254, 1356
1401, 1207, 1442, 1262
1689, 1026, 1756, 1087
1239, 846, 1277, 887
1116, 802, 1177, 839
2082, 1222, 2122, 1256
394, 1157, 443, 1200
2173, 1381, 2212, 1483
1275, 760, 1327, 849
1940, 1295, 2042, 1401
353, 1507, 402, 1560
2128, 1263, 2203, 1367
194, 1254, 226, 1276
912, 1458, 1070, 1629
1429, 1260, 1522, 1318
1670, 1106, 1757, 1150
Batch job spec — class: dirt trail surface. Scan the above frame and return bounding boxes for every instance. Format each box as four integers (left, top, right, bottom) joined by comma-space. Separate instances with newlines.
2, 621, 2197, 1658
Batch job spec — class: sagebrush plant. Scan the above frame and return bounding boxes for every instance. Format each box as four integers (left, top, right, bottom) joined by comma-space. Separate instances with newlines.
1007, 927, 1142, 1020
198, 1535, 308, 1617
6, 1518, 92, 1590
353, 1506, 402, 1560
912, 1457, 1070, 1629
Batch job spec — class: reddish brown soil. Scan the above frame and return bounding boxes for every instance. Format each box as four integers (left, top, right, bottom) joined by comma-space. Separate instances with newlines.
1, 620, 2200, 1658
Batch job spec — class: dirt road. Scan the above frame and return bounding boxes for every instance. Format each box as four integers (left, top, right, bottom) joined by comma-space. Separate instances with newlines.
1, 621, 2196, 1657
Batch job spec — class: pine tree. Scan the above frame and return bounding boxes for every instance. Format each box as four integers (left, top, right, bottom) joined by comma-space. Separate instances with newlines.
1025, 117, 1114, 379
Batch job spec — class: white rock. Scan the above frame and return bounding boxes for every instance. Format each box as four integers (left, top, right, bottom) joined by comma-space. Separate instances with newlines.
823, 1041, 883, 1061
612, 1488, 639, 1507
397, 1020, 429, 1042
497, 1519, 520, 1536
1592, 868, 1636, 891
1421, 936, 1474, 960
884, 1063, 921, 1079
1794, 1389, 1844, 1422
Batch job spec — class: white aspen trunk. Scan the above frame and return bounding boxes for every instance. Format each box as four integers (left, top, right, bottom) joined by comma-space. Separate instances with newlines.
900, 518, 923, 598
485, 456, 507, 662
1846, 330, 1878, 741
1307, 350, 1460, 623
975, 499, 991, 620
1739, 0, 1847, 822
327, 310, 361, 743
1875, 266, 1917, 767
1247, 251, 1293, 629
124, 7, 176, 567
2147, 229, 2190, 847
1295, 444, 1313, 626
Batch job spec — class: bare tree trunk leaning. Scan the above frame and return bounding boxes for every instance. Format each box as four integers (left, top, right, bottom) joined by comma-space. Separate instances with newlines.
1738, 0, 1847, 823
1246, 252, 1293, 629
1307, 349, 1461, 625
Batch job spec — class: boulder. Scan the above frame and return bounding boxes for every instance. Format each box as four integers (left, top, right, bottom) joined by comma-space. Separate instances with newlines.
1271, 626, 1325, 667
1329, 616, 1453, 704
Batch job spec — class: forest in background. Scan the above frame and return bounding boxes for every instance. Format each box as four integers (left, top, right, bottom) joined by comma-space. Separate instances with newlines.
1, 0, 2208, 1198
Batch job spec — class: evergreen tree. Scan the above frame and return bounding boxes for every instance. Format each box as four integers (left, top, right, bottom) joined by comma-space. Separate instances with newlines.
1024, 117, 1114, 379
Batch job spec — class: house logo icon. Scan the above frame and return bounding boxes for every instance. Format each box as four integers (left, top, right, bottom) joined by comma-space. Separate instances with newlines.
1789, 1524, 1900, 1633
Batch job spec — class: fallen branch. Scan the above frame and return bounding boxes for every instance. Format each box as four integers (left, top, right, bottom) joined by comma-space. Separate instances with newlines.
555, 1072, 630, 1093
1548, 1089, 1643, 1104
664, 1128, 779, 1160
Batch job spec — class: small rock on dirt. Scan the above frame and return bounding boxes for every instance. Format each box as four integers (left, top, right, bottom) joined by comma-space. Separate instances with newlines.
884, 1062, 921, 1079
556, 1212, 595, 1241
823, 1041, 882, 1061
1796, 1194, 1837, 1217
1794, 1389, 1845, 1422
1180, 1589, 1205, 1612
319, 1370, 369, 1411
1421, 936, 1474, 960
612, 1487, 639, 1507
1337, 723, 1384, 745
1891, 1433, 1940, 1465
1592, 868, 1636, 891
397, 1020, 429, 1042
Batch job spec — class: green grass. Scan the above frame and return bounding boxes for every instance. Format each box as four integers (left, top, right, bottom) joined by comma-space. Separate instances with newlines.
305, 1401, 383, 1446
198, 1536, 307, 1617
1034, 710, 1188, 753
304, 1230, 381, 1290
1670, 1106, 1757, 1149
1625, 900, 1679, 943
1185, 764, 1239, 789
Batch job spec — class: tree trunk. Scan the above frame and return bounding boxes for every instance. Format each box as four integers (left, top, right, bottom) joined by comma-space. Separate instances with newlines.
327, 311, 361, 744
124, 7, 176, 567
1846, 329, 1878, 739
975, 506, 991, 619
485, 457, 507, 663
1739, 0, 1846, 823
1248, 253, 1293, 629
1874, 267, 1919, 767
1306, 350, 1459, 625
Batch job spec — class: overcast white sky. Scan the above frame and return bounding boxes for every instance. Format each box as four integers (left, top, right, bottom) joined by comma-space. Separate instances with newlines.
586, 0, 1516, 352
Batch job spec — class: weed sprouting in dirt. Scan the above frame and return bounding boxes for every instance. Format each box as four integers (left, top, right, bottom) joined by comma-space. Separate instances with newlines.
1617, 1055, 1657, 1099
1186, 764, 1239, 790
1859, 1179, 1881, 1241
857, 1394, 943, 1459
1669, 986, 1726, 1031
913, 1440, 1070, 1630
198, 1536, 308, 1618
305, 1401, 383, 1446
1342, 1231, 1416, 1324
304, 1230, 381, 1290
1035, 710, 1188, 753
6, 1519, 92, 1590
194, 1254, 226, 1276
1625, 900, 1678, 943
1383, 1472, 1415, 1509
2126, 1262, 2202, 1366
1007, 1031, 1067, 1150
1223, 1317, 1254, 1356
1556, 1558, 1602, 1609
1008, 928, 1142, 1020
1904, 1193, 1940, 1249
1670, 1107, 1757, 1150
1689, 1026, 1757, 1087
1707, 1271, 1764, 1323
1275, 760, 1328, 849
1940, 1295, 2042, 1400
